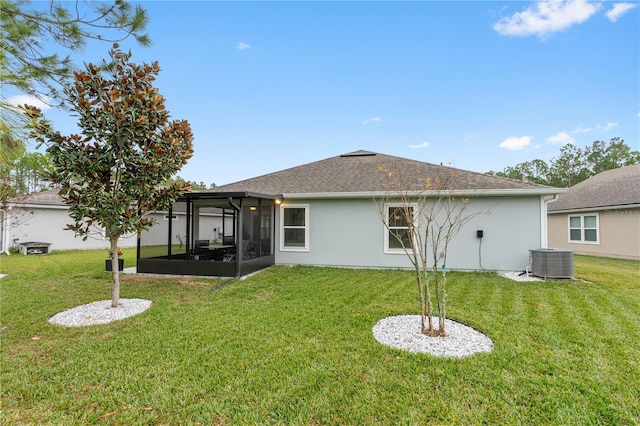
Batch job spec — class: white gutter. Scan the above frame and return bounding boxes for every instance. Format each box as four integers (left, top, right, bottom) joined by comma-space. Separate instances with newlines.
282, 187, 567, 200
6, 203, 69, 211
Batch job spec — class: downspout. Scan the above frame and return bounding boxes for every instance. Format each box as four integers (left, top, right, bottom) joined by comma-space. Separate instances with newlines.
0, 208, 9, 255
541, 194, 559, 248
227, 197, 241, 212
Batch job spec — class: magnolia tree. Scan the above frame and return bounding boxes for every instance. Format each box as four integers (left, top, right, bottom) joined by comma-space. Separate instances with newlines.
375, 166, 481, 336
24, 44, 193, 307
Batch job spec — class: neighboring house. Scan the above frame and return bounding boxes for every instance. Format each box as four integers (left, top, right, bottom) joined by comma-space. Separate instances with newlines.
1, 189, 135, 254
547, 164, 640, 260
138, 150, 564, 276
0, 190, 232, 254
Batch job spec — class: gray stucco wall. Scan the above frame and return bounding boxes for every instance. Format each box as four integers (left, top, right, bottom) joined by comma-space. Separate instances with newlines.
275, 196, 543, 271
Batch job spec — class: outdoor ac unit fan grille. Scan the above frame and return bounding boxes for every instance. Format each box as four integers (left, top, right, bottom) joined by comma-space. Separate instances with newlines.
530, 249, 574, 279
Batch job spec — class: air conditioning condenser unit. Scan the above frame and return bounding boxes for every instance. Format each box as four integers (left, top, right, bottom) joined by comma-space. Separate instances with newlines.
529, 248, 574, 279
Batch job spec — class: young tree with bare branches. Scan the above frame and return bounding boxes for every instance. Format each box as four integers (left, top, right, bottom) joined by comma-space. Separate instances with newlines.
375, 166, 482, 336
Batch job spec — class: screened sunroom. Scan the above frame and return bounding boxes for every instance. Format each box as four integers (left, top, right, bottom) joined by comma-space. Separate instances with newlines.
136, 191, 281, 277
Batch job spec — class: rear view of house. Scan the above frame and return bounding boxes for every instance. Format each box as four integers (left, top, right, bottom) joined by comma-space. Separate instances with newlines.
138, 150, 563, 276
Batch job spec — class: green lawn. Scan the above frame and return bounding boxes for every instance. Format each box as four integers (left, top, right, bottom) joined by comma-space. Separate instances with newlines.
1, 250, 639, 425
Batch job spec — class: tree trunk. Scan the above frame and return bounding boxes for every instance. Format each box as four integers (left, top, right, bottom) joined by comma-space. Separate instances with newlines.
423, 268, 433, 332
416, 270, 425, 331
439, 268, 447, 336
109, 237, 121, 308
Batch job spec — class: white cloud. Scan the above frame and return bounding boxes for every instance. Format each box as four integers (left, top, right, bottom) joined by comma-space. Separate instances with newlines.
546, 131, 575, 145
597, 122, 619, 131
236, 42, 251, 50
493, 0, 601, 38
362, 116, 381, 125
606, 2, 638, 22
572, 125, 593, 133
499, 136, 532, 150
409, 141, 430, 149
6, 94, 51, 111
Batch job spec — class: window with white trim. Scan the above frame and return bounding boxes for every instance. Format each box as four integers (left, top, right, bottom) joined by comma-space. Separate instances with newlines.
384, 204, 416, 253
569, 214, 599, 244
280, 205, 309, 251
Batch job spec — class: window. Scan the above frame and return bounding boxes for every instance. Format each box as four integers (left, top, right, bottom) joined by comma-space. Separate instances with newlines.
569, 214, 599, 244
385, 204, 416, 253
280, 205, 309, 251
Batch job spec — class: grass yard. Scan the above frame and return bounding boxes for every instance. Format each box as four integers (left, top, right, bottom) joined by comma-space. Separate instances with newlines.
1, 250, 639, 425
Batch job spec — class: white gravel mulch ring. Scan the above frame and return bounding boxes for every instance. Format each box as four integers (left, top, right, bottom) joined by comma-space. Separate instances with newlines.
48, 298, 152, 327
373, 314, 494, 358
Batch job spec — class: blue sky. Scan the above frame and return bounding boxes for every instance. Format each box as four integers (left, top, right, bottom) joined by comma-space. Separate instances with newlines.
12, 1, 640, 186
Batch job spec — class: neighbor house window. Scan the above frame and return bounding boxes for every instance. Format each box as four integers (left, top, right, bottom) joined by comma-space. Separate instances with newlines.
280, 205, 309, 251
569, 214, 599, 244
385, 204, 416, 253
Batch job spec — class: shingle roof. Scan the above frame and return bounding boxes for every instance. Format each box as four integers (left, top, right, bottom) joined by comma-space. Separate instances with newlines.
548, 164, 640, 212
212, 150, 554, 195
7, 189, 66, 206
9, 151, 562, 207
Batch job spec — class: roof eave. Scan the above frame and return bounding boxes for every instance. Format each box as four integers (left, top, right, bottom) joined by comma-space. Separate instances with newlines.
282, 188, 566, 200
548, 203, 640, 214
6, 202, 68, 210
179, 191, 283, 201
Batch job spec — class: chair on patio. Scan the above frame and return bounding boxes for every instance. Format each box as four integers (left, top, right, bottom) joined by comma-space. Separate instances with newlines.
194, 240, 211, 260
242, 241, 259, 260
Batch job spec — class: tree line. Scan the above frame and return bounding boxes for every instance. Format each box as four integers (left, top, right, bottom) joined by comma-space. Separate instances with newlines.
486, 137, 639, 187
1, 136, 214, 202
1, 0, 149, 206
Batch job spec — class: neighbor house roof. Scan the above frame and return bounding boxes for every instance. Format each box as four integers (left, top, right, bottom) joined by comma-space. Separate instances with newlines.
7, 189, 66, 206
548, 164, 640, 212
212, 150, 558, 197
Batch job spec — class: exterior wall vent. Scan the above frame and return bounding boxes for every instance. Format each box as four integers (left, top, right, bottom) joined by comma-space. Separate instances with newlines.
529, 248, 574, 279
